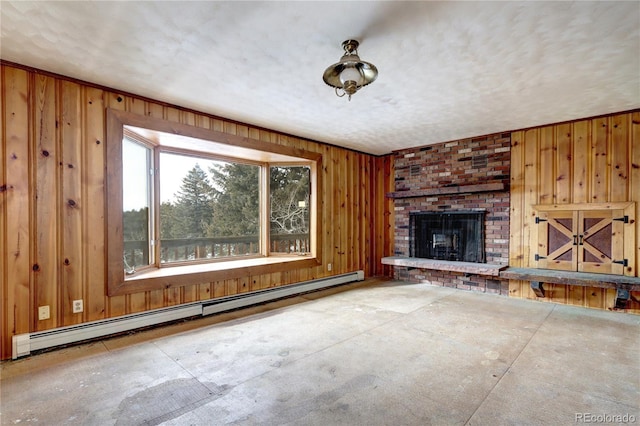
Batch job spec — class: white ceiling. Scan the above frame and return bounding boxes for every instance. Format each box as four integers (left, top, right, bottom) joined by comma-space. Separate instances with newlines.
1, 1, 639, 155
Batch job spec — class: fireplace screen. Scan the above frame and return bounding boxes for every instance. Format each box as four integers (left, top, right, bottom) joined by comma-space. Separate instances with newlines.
410, 211, 485, 262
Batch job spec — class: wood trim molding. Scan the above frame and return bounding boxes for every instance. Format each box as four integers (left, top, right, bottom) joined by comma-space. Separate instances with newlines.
106, 109, 323, 295
533, 202, 634, 211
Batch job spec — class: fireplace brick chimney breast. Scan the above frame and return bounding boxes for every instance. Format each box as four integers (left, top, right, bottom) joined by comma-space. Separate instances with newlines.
391, 133, 511, 295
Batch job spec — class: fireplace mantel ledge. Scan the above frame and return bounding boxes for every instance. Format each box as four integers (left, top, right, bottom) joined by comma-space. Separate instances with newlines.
381, 256, 507, 277
386, 182, 505, 199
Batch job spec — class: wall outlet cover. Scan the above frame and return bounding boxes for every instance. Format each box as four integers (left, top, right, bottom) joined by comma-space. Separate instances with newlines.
38, 306, 50, 320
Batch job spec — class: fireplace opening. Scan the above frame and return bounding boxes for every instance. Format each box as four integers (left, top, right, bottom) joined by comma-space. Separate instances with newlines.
410, 211, 485, 262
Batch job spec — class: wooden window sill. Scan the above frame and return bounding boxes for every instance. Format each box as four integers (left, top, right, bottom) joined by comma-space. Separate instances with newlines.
109, 256, 320, 296
381, 256, 507, 277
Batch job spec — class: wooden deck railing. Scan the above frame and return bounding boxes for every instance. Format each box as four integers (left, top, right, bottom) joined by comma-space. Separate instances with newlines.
124, 233, 310, 266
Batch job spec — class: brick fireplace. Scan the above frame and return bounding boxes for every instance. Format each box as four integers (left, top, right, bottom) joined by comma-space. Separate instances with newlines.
386, 133, 511, 295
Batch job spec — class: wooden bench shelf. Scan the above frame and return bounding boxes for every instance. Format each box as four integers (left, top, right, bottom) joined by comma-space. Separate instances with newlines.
499, 267, 640, 290
500, 267, 640, 309
381, 256, 507, 277
382, 259, 640, 309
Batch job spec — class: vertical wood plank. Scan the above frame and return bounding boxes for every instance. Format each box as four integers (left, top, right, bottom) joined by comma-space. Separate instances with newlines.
630, 112, 640, 277
605, 288, 619, 312
523, 129, 540, 298
2, 67, 32, 359
346, 150, 354, 271
567, 285, 586, 307
323, 143, 334, 277
237, 276, 247, 294
213, 280, 225, 298
165, 106, 181, 124
105, 91, 127, 317
0, 66, 5, 359
372, 156, 384, 276
508, 131, 525, 297
523, 129, 539, 270
182, 283, 199, 303
33, 75, 59, 330
60, 81, 84, 325
269, 271, 282, 289
591, 117, 609, 202
248, 275, 260, 292
225, 278, 238, 296
572, 120, 590, 203
586, 287, 606, 309
548, 283, 567, 306
609, 114, 629, 202
197, 281, 212, 301
258, 273, 269, 290
336, 148, 346, 273
360, 155, 370, 274
83, 87, 107, 322
539, 126, 555, 204
555, 123, 573, 204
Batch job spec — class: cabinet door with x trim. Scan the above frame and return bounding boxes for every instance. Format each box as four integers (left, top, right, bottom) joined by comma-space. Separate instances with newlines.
536, 209, 625, 275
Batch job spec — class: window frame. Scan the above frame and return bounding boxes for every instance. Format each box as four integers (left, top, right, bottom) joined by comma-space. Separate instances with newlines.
106, 109, 322, 296
121, 131, 156, 274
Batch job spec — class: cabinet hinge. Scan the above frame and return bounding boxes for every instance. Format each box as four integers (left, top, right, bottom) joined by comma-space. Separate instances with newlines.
535, 217, 547, 224
612, 259, 628, 267
613, 215, 629, 223
535, 254, 547, 261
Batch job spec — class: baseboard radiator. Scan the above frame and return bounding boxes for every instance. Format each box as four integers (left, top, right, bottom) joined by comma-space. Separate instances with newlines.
12, 271, 364, 359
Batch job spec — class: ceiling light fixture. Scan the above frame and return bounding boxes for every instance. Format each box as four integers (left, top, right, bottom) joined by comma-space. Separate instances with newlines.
322, 39, 378, 101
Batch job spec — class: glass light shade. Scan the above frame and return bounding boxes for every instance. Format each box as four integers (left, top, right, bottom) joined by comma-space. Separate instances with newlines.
322, 40, 377, 100
339, 66, 363, 85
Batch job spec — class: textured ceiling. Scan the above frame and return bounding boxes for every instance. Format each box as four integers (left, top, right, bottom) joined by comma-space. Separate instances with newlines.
1, 1, 639, 155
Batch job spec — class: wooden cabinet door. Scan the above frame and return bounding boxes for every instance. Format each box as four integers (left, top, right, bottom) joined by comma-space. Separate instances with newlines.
577, 210, 624, 275
536, 209, 625, 274
537, 210, 578, 271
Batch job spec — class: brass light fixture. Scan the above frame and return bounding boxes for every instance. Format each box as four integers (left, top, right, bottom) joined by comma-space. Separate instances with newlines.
322, 39, 378, 101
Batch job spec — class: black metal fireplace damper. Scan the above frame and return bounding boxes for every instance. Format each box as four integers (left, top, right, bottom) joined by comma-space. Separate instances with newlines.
410, 211, 485, 263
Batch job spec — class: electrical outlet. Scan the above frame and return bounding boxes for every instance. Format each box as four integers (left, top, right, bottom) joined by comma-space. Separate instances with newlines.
327, 263, 332, 271
38, 305, 50, 320
72, 299, 83, 313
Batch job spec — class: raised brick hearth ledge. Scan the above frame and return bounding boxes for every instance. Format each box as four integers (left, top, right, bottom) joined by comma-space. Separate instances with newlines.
381, 257, 507, 277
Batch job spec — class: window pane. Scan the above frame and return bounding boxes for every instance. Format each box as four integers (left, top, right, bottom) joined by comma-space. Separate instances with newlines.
122, 138, 152, 273
159, 153, 260, 263
270, 166, 310, 253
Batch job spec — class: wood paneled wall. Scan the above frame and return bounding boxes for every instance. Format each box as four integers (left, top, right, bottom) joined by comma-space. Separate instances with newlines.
509, 111, 640, 312
0, 64, 395, 360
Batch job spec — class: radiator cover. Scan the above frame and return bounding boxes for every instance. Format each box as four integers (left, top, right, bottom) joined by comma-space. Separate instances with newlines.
12, 271, 364, 359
